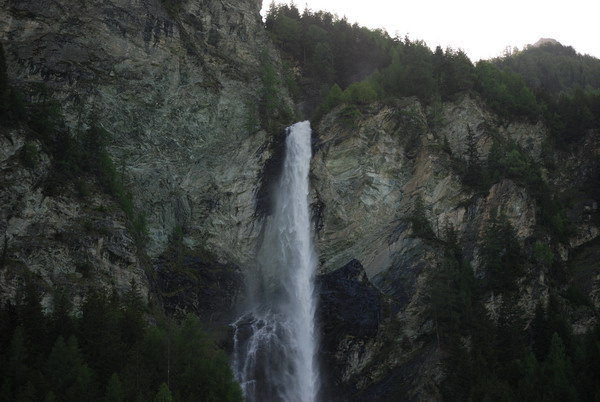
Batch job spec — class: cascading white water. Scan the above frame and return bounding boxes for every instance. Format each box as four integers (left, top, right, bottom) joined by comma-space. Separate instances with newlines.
232, 121, 319, 402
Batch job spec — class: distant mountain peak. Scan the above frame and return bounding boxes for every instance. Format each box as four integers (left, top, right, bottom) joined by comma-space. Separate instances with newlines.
532, 38, 561, 47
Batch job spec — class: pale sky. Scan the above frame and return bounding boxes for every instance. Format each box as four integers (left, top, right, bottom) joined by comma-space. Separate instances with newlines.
261, 0, 600, 61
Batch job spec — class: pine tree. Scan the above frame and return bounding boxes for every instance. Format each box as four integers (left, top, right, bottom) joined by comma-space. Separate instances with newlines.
479, 215, 522, 292
79, 288, 125, 386
47, 335, 98, 402
466, 125, 479, 169
49, 287, 74, 342
46, 336, 79, 395
154, 383, 173, 402
17, 281, 47, 360
542, 333, 578, 401
7, 327, 28, 391
514, 351, 541, 400
409, 195, 434, 238
0, 379, 12, 402
104, 373, 125, 402
463, 125, 488, 190
0, 301, 18, 354
531, 303, 550, 361
121, 279, 146, 348
15, 380, 36, 402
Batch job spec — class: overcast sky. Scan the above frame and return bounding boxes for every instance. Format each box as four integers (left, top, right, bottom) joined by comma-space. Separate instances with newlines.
261, 0, 600, 61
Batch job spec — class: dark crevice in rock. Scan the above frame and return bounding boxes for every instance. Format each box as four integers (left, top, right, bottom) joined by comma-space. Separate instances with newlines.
254, 128, 287, 218
310, 189, 325, 235
317, 259, 382, 401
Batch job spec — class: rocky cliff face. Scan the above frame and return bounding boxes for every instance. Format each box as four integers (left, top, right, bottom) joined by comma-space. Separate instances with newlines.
312, 96, 545, 279
1, 0, 289, 312
2, 1, 600, 400
311, 96, 600, 400
1, 0, 283, 265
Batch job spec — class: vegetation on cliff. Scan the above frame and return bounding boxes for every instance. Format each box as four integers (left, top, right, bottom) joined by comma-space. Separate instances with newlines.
1, 42, 242, 401
264, 3, 600, 149
0, 49, 148, 249
425, 220, 600, 401
264, 3, 600, 399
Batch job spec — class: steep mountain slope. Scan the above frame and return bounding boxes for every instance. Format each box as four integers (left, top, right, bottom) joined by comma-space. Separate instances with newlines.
1, 0, 292, 307
312, 94, 600, 400
1, 1, 600, 401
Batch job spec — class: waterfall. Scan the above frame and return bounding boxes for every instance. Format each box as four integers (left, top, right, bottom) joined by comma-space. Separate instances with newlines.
232, 121, 319, 402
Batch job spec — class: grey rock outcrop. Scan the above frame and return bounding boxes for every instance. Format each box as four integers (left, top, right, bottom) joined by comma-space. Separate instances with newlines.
0, 127, 148, 307
1, 0, 294, 312
1, 0, 285, 268
310, 95, 599, 399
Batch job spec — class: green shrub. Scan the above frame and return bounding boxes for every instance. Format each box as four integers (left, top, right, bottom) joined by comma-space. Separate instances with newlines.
337, 105, 362, 128
549, 212, 572, 238
532, 241, 554, 266
342, 81, 378, 105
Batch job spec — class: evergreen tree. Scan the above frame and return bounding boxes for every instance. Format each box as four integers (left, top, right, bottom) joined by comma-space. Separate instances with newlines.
0, 301, 18, 354
6, 327, 28, 392
479, 215, 522, 292
514, 352, 541, 400
154, 383, 173, 402
259, 56, 281, 129
531, 303, 550, 361
15, 380, 36, 402
46, 335, 98, 401
17, 281, 47, 361
408, 195, 434, 238
120, 279, 146, 348
0, 379, 12, 402
104, 373, 125, 402
79, 288, 125, 387
310, 42, 335, 83
495, 295, 526, 370
0, 285, 243, 402
441, 48, 475, 97
402, 40, 436, 103
172, 314, 242, 402
462, 124, 489, 190
465, 125, 479, 169
546, 294, 573, 351
49, 287, 74, 342
542, 333, 578, 401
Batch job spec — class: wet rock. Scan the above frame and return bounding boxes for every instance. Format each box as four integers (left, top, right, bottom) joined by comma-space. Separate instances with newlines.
317, 259, 381, 401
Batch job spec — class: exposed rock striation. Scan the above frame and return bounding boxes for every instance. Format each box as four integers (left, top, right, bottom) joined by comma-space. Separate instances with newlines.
0, 127, 148, 306
0, 0, 291, 313
1, 0, 283, 268
310, 95, 600, 399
